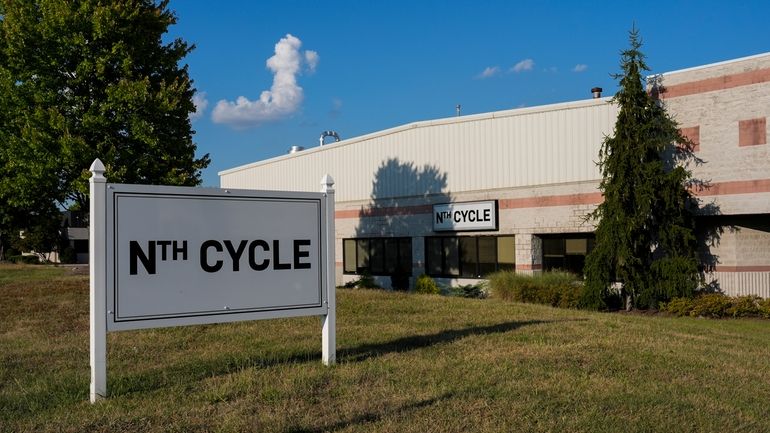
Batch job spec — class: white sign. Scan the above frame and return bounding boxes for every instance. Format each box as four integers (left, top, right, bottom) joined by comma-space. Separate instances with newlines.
88, 159, 336, 403
105, 185, 327, 331
433, 200, 498, 232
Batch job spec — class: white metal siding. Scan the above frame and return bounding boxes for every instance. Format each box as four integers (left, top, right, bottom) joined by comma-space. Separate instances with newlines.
220, 99, 618, 203
705, 272, 770, 298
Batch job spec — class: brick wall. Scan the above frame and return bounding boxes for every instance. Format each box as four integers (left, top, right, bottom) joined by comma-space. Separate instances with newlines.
661, 54, 770, 215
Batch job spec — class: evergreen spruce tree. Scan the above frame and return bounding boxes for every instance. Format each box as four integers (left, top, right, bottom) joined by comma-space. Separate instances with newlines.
0, 0, 210, 258
582, 28, 701, 310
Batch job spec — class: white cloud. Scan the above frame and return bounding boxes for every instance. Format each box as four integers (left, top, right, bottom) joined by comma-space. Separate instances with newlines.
511, 58, 534, 73
573, 64, 588, 72
212, 34, 317, 128
305, 50, 319, 73
190, 91, 208, 121
476, 66, 501, 79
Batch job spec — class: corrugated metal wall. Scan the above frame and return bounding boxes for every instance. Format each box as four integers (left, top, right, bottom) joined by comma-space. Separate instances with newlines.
705, 272, 770, 298
220, 99, 618, 203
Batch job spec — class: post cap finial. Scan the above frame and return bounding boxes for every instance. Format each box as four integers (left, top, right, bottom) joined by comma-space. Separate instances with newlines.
89, 158, 106, 181
320, 174, 335, 187
89, 158, 105, 173
320, 174, 335, 194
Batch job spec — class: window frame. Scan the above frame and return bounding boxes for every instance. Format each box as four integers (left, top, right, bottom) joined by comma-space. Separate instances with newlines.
539, 233, 595, 275
424, 235, 515, 278
342, 237, 413, 276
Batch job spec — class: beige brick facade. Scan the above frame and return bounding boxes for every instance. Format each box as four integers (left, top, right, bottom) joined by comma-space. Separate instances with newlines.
658, 54, 770, 296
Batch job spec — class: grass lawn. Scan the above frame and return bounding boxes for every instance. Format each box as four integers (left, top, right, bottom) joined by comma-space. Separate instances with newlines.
1, 264, 769, 432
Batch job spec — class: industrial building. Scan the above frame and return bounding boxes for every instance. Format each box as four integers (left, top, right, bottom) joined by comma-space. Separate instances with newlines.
220, 53, 770, 297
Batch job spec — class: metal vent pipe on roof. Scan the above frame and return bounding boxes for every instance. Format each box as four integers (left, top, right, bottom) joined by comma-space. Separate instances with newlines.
288, 145, 305, 154
319, 130, 340, 146
591, 87, 603, 98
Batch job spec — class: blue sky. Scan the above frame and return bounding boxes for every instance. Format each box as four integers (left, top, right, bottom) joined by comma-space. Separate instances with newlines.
168, 1, 770, 186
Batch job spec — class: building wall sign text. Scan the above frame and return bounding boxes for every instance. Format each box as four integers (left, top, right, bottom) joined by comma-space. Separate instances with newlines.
433, 200, 498, 232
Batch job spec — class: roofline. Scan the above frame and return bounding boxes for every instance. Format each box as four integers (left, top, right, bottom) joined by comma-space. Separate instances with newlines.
218, 96, 613, 177
649, 51, 770, 80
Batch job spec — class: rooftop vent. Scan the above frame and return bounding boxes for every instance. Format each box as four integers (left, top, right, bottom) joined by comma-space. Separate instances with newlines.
591, 87, 603, 99
288, 145, 305, 154
319, 130, 340, 146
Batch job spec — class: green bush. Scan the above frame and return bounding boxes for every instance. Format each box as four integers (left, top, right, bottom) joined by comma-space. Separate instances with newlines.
414, 274, 440, 295
7, 255, 40, 264
487, 270, 582, 308
664, 294, 770, 319
759, 298, 770, 319
727, 295, 762, 317
343, 272, 381, 289
662, 297, 694, 316
451, 283, 487, 299
59, 246, 77, 264
688, 294, 731, 318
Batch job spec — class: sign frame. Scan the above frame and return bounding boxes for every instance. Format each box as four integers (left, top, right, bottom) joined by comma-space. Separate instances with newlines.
89, 159, 336, 403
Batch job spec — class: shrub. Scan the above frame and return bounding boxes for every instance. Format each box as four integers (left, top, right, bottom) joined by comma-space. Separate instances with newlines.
662, 297, 694, 316
343, 272, 381, 289
487, 270, 582, 308
664, 294, 770, 319
759, 298, 770, 319
59, 246, 77, 264
556, 283, 584, 309
414, 274, 440, 295
689, 294, 731, 318
451, 283, 487, 299
727, 295, 761, 318
7, 255, 40, 264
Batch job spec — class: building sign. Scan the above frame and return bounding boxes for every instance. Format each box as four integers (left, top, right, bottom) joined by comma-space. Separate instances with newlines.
105, 185, 327, 331
433, 200, 498, 232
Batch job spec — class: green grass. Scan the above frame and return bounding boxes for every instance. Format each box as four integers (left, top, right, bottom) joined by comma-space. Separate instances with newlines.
0, 263, 75, 284
2, 264, 770, 432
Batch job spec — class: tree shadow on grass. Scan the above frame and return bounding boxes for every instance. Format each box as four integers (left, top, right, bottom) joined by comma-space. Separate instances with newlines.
109, 350, 322, 397
109, 319, 579, 397
286, 392, 455, 433
339, 319, 576, 363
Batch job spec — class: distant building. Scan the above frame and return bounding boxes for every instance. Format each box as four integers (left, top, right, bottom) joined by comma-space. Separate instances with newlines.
61, 211, 90, 263
220, 53, 770, 297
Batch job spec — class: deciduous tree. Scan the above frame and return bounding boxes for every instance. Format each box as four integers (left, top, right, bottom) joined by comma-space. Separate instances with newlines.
0, 0, 210, 259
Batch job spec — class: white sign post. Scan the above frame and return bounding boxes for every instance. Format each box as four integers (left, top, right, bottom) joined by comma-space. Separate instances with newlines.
89, 160, 107, 402
320, 175, 335, 365
89, 159, 336, 403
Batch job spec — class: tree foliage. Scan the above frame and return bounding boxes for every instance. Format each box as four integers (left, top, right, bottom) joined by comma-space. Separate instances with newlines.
582, 28, 701, 310
0, 0, 210, 258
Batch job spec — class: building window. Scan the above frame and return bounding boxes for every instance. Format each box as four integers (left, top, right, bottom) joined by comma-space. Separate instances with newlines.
425, 235, 515, 278
541, 234, 595, 275
343, 238, 412, 276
